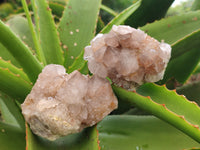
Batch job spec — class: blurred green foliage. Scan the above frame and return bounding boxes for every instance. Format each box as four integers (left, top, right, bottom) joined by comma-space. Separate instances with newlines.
166, 0, 194, 17
0, 3, 13, 19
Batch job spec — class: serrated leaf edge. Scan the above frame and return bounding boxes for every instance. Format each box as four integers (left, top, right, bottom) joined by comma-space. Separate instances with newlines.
0, 57, 31, 82
113, 85, 200, 142
0, 67, 32, 86
95, 125, 101, 150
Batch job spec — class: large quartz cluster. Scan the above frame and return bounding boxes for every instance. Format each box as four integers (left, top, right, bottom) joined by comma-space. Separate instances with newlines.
21, 64, 118, 140
84, 25, 171, 89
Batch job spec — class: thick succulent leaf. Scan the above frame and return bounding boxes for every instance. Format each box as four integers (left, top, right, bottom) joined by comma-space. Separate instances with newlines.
26, 124, 100, 150
6, 16, 35, 50
194, 63, 200, 74
0, 122, 25, 150
177, 81, 200, 104
113, 83, 200, 143
58, 0, 101, 69
0, 66, 32, 102
185, 148, 200, 150
67, 50, 88, 74
79, 62, 89, 75
192, 0, 200, 11
140, 10, 200, 44
137, 83, 200, 124
15, 2, 65, 20
98, 115, 200, 150
22, 0, 46, 64
100, 4, 118, 17
101, 0, 141, 34
48, 0, 67, 5
0, 20, 43, 83
0, 91, 24, 130
0, 57, 30, 82
32, 0, 64, 65
19, 2, 64, 22
0, 43, 21, 68
125, 0, 174, 28
49, 2, 65, 18
161, 29, 200, 84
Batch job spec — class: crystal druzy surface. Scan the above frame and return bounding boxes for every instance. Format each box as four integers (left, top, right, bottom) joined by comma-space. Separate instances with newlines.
84, 25, 171, 89
21, 64, 118, 140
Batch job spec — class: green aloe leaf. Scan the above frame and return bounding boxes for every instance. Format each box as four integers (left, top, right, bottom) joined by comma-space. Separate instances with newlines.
0, 16, 34, 68
0, 66, 32, 102
22, 0, 46, 64
140, 10, 200, 44
98, 115, 200, 150
79, 62, 89, 75
113, 83, 200, 143
58, 0, 101, 69
192, 0, 200, 11
0, 20, 43, 83
6, 16, 35, 50
125, 0, 174, 28
185, 148, 200, 150
26, 124, 100, 150
32, 0, 64, 65
67, 50, 87, 74
0, 43, 21, 68
161, 29, 200, 84
0, 57, 30, 82
0, 91, 25, 130
194, 63, 200, 74
101, 0, 141, 34
48, 0, 67, 5
15, 2, 65, 21
49, 2, 65, 18
0, 122, 25, 150
100, 4, 118, 17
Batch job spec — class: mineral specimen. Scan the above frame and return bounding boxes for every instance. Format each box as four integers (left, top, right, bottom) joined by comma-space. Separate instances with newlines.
21, 64, 118, 140
84, 25, 171, 90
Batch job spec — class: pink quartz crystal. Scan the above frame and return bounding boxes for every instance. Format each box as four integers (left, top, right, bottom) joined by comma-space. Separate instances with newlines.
21, 64, 118, 140
84, 25, 171, 90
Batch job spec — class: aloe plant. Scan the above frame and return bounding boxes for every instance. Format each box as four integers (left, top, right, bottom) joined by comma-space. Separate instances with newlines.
1, 0, 200, 149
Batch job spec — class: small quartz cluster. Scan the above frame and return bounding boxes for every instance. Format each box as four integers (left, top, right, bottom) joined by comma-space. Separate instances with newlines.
21, 64, 117, 140
84, 25, 171, 89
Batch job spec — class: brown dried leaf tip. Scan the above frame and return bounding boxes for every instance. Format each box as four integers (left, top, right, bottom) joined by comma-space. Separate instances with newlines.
21, 64, 118, 140
84, 25, 171, 90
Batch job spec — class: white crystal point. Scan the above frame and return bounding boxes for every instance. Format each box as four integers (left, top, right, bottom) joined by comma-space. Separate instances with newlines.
21, 64, 118, 141
112, 25, 134, 35
84, 25, 171, 89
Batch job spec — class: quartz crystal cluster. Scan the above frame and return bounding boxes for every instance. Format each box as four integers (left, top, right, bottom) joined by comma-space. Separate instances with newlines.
84, 25, 171, 89
21, 64, 118, 140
